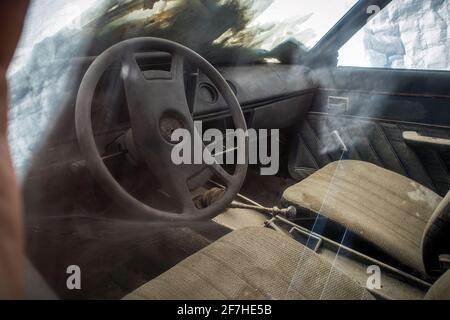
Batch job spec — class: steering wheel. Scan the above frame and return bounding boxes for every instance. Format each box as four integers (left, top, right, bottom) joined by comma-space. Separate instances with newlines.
75, 38, 248, 221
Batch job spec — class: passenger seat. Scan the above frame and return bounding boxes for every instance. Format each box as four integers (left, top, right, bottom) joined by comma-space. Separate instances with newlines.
282, 160, 450, 275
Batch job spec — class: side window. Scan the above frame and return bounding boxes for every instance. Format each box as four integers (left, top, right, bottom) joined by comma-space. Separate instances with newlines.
338, 0, 450, 71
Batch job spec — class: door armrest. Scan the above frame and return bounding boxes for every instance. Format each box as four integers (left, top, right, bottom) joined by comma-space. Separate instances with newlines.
403, 131, 450, 149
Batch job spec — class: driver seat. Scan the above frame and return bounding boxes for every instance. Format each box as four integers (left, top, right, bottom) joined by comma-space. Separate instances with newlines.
124, 227, 374, 300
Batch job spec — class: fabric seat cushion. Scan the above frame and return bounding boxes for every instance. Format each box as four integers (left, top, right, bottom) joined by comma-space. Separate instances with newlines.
282, 160, 442, 274
124, 227, 373, 300
424, 269, 450, 300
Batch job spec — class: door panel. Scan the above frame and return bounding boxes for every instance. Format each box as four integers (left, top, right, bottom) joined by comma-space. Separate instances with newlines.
289, 67, 450, 196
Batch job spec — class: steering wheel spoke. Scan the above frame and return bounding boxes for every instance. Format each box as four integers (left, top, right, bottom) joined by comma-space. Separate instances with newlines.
205, 151, 235, 187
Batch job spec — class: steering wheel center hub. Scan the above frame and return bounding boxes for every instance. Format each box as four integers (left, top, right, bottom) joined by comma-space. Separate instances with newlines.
159, 116, 184, 143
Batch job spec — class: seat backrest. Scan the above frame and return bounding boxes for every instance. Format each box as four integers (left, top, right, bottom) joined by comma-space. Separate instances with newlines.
425, 269, 450, 300
421, 191, 450, 274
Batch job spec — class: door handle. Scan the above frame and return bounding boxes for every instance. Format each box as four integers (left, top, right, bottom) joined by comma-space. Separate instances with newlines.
327, 96, 348, 113
403, 131, 450, 149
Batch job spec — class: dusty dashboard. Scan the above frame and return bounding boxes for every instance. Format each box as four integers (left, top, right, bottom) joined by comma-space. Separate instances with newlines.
192, 64, 316, 129
88, 55, 317, 136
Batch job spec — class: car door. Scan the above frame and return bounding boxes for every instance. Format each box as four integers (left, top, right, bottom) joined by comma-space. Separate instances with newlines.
289, 0, 450, 196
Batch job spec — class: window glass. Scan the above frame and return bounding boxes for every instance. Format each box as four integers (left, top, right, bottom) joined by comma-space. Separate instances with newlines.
338, 0, 450, 71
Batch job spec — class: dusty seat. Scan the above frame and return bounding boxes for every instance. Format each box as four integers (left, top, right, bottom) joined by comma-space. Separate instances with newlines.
425, 269, 450, 300
282, 160, 446, 274
124, 227, 373, 300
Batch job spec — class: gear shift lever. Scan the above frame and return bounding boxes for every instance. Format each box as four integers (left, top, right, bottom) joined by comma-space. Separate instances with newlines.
194, 187, 297, 219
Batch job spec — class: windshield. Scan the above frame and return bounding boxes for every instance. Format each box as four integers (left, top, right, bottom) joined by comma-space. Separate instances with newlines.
14, 0, 359, 68
91, 0, 358, 58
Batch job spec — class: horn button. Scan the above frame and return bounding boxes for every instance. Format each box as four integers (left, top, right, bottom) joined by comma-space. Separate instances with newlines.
159, 116, 185, 143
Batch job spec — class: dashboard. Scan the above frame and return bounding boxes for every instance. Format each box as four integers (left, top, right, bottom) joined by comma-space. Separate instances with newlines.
88, 60, 317, 136
41, 55, 318, 151
192, 64, 316, 129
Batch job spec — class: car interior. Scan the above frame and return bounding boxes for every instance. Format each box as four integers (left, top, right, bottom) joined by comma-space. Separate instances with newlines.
12, 0, 450, 300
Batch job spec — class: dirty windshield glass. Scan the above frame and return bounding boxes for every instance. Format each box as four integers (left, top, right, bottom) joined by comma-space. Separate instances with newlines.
14, 0, 360, 66
95, 0, 359, 54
